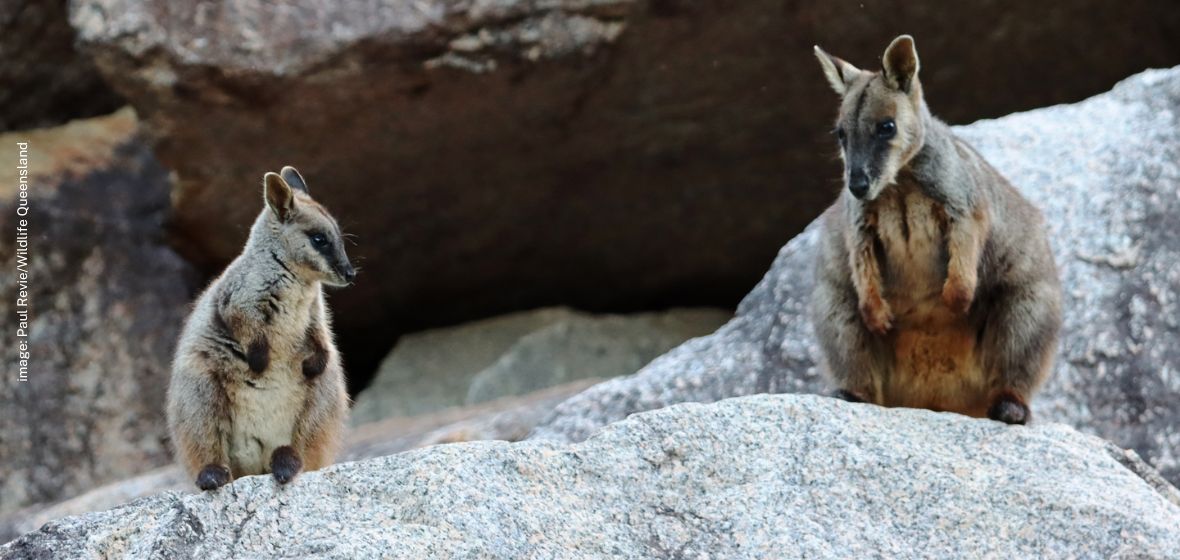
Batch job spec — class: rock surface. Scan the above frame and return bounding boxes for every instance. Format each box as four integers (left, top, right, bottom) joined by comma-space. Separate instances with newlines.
68, 0, 1180, 380
5, 395, 1180, 558
0, 0, 123, 130
0, 109, 199, 515
0, 380, 596, 542
532, 68, 1180, 487
351, 307, 728, 424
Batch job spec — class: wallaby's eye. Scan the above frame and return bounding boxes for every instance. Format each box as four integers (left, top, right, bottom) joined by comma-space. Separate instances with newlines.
308, 232, 329, 248
876, 119, 896, 139
834, 127, 846, 142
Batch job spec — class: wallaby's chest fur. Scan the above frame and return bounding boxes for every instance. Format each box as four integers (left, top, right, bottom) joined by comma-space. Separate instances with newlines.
864, 181, 988, 415
870, 179, 948, 315
226, 374, 305, 475
217, 282, 318, 476
177, 265, 327, 476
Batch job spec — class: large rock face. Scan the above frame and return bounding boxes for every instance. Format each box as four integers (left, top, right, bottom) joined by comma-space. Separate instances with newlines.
0, 0, 123, 130
351, 306, 729, 424
532, 68, 1180, 486
4, 395, 1179, 558
68, 0, 1180, 378
0, 109, 199, 515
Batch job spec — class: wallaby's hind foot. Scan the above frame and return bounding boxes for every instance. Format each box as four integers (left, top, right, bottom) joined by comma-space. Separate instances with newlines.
833, 389, 869, 403
987, 391, 1030, 425
271, 446, 303, 484
196, 464, 231, 490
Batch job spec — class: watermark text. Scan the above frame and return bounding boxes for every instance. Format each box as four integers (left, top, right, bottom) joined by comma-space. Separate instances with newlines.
15, 141, 30, 382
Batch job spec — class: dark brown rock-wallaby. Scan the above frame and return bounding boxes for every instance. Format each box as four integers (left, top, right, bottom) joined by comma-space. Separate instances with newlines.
168, 166, 355, 489
810, 35, 1062, 424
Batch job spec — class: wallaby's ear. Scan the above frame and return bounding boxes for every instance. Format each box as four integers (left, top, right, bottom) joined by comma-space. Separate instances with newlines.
814, 45, 863, 95
280, 166, 309, 196
882, 35, 920, 93
264, 172, 295, 222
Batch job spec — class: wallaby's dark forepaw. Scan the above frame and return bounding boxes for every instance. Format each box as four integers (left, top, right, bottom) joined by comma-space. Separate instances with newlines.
301, 330, 328, 380
988, 392, 1030, 425
833, 389, 867, 403
247, 337, 270, 374
270, 445, 303, 484
196, 464, 231, 490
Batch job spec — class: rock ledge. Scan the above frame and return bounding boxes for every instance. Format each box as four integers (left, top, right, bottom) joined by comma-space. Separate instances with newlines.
4, 395, 1179, 558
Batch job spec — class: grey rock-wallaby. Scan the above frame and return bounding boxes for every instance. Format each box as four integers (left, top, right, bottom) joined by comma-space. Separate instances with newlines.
810, 36, 1062, 424
168, 166, 354, 489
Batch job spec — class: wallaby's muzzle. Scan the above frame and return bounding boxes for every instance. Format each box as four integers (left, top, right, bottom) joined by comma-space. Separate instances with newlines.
848, 170, 871, 199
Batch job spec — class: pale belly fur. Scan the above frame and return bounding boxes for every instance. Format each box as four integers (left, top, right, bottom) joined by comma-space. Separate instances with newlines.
874, 186, 989, 417
226, 366, 305, 476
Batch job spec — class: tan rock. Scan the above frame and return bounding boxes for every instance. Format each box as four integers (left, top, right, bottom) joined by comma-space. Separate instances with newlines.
0, 108, 198, 515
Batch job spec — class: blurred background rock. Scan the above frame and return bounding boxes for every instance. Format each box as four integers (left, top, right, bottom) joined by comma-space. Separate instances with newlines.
0, 0, 123, 129
351, 307, 729, 424
1, 0, 1178, 532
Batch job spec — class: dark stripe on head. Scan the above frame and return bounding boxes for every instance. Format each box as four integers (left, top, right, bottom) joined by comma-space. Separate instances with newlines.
869, 136, 889, 179
849, 76, 873, 128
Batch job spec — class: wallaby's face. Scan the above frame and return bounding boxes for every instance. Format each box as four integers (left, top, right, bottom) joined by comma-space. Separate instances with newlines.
814, 35, 925, 201
263, 167, 356, 288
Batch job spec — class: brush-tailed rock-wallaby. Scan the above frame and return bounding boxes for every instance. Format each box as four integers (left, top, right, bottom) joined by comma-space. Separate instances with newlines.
810, 35, 1062, 424
168, 166, 354, 489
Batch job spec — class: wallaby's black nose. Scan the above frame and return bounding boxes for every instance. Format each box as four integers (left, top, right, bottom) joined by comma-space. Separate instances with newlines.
342, 264, 356, 283
849, 172, 870, 199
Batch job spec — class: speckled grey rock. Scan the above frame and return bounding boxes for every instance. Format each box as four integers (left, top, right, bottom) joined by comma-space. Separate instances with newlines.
531, 67, 1180, 487
0, 381, 595, 543
4, 395, 1179, 558
351, 307, 728, 424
